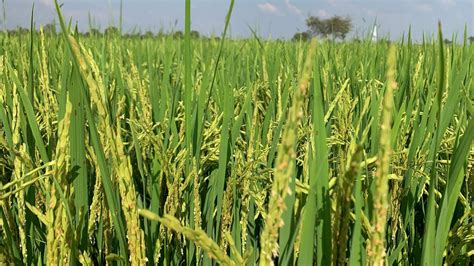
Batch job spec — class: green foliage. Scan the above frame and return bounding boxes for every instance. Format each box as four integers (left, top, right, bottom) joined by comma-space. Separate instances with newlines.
306, 15, 352, 39
191, 30, 200, 39
173, 30, 184, 39
104, 26, 119, 36
42, 23, 56, 34
0, 6, 472, 266
292, 32, 310, 42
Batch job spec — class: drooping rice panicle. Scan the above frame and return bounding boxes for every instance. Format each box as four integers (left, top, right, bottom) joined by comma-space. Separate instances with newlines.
368, 45, 396, 265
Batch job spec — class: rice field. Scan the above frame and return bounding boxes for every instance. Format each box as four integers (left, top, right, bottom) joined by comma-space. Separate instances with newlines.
0, 2, 473, 265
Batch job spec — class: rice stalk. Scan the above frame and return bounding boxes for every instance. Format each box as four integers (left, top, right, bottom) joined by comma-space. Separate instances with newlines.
139, 209, 234, 265
45, 97, 72, 265
367, 45, 397, 265
259, 39, 317, 265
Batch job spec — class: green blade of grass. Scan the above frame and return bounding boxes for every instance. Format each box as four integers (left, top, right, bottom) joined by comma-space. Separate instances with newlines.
69, 66, 88, 250
434, 119, 474, 264
6, 61, 49, 163
421, 21, 446, 266
53, 0, 128, 258
288, 39, 328, 266
348, 148, 364, 266
184, 0, 193, 159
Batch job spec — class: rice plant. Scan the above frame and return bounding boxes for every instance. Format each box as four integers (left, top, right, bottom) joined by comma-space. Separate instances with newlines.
0, 1, 473, 265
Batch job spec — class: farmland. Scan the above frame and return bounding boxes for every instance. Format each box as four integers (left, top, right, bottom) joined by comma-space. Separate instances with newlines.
0, 3, 473, 266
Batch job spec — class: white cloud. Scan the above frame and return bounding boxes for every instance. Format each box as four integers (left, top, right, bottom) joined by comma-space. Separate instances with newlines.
284, 0, 302, 16
440, 0, 456, 6
317, 9, 330, 18
38, 0, 53, 7
257, 3, 280, 14
415, 4, 433, 13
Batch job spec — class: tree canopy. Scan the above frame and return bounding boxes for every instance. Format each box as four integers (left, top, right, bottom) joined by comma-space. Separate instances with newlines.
105, 26, 119, 36
190, 30, 200, 38
292, 32, 310, 42
306, 15, 352, 40
43, 23, 56, 34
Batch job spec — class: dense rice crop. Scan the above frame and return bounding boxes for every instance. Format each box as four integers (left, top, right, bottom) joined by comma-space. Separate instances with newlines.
0, 3, 473, 265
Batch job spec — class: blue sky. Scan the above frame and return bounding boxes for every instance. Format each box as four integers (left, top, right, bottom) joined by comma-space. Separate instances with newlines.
2, 0, 473, 40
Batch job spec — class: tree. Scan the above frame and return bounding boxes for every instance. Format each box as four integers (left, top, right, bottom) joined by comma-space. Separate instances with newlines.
142, 31, 154, 39
173, 31, 183, 39
327, 16, 352, 39
156, 30, 166, 39
43, 23, 56, 34
190, 30, 200, 39
89, 28, 101, 36
469, 36, 474, 44
306, 16, 329, 38
8, 27, 29, 36
306, 15, 352, 40
292, 32, 310, 42
105, 26, 119, 36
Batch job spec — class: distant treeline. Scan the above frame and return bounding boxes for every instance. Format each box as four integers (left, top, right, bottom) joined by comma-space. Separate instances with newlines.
3, 24, 474, 44
2, 24, 221, 40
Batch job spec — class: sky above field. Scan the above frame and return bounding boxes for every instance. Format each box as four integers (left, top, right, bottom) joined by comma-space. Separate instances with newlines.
2, 0, 473, 40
